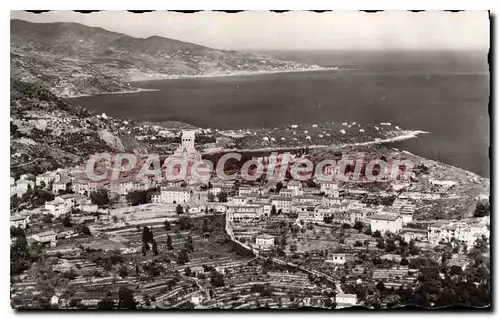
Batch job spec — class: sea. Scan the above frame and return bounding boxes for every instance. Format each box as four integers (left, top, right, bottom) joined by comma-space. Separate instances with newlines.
69, 50, 490, 177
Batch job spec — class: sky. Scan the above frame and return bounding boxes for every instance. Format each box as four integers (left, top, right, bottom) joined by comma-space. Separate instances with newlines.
10, 10, 490, 51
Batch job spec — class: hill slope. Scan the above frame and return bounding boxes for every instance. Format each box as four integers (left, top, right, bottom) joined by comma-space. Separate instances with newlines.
11, 19, 320, 97
10, 78, 148, 176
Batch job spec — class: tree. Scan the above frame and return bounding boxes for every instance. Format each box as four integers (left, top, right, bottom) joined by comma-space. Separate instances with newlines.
126, 190, 150, 206
184, 267, 193, 277
112, 215, 119, 223
97, 298, 114, 309
373, 230, 382, 238
376, 239, 385, 249
185, 235, 194, 252
142, 226, 154, 247
167, 235, 173, 250
342, 223, 351, 229
42, 214, 53, 224
364, 227, 372, 236
270, 205, 277, 216
118, 265, 128, 278
400, 258, 409, 266
207, 192, 215, 202
152, 240, 159, 256
62, 214, 72, 227
179, 216, 193, 230
216, 191, 228, 203
385, 239, 397, 252
79, 225, 91, 236
376, 281, 385, 291
163, 219, 171, 231
353, 221, 364, 231
276, 182, 284, 193
210, 270, 225, 287
176, 204, 184, 215
323, 216, 333, 224
118, 287, 136, 309
409, 240, 420, 255
90, 190, 110, 208
473, 202, 490, 218
354, 240, 363, 247
177, 248, 190, 265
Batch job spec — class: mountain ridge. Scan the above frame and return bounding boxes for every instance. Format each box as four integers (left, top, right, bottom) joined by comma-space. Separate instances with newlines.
11, 19, 321, 97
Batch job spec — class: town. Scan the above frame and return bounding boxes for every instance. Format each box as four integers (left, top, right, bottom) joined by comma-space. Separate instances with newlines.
10, 129, 491, 309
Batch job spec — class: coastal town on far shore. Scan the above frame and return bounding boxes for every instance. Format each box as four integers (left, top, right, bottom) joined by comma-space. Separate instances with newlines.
11, 126, 490, 309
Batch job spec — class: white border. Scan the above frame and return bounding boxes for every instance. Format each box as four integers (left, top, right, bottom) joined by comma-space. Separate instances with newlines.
1, 1, 497, 319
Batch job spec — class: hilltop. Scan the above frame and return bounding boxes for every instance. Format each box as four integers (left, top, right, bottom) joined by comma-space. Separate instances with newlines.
10, 19, 321, 97
10, 78, 148, 176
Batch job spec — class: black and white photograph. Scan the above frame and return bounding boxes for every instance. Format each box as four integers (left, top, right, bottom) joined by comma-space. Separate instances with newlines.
9, 10, 490, 310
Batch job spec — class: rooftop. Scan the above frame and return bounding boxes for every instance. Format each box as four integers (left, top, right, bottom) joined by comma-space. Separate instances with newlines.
257, 234, 274, 240
370, 214, 401, 221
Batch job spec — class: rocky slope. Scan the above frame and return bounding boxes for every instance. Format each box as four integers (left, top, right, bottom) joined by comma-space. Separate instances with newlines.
10, 78, 148, 176
11, 19, 321, 97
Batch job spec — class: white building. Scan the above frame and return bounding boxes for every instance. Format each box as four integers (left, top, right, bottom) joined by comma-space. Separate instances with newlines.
32, 230, 57, 247
401, 228, 428, 242
45, 197, 72, 218
10, 215, 28, 229
335, 294, 358, 307
256, 234, 275, 249
271, 196, 293, 213
52, 177, 71, 193
158, 186, 191, 204
429, 178, 457, 188
327, 253, 346, 265
36, 172, 61, 187
320, 181, 338, 194
238, 186, 258, 196
226, 205, 262, 223
370, 214, 403, 233
286, 180, 303, 196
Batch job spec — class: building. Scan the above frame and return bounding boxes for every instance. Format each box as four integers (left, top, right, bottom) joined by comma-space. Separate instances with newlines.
36, 172, 61, 187
327, 253, 346, 264
50, 295, 60, 308
191, 292, 204, 305
226, 205, 262, 223
238, 186, 259, 196
279, 188, 295, 197
158, 186, 191, 204
10, 215, 28, 229
429, 178, 457, 188
370, 214, 403, 233
256, 234, 275, 249
286, 180, 303, 196
32, 230, 57, 247
231, 196, 248, 206
401, 227, 428, 242
52, 177, 71, 194
335, 294, 358, 307
271, 196, 293, 213
319, 181, 339, 194
15, 179, 35, 193
45, 197, 72, 218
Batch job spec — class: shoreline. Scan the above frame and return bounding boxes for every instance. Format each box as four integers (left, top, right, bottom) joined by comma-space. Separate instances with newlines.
202, 130, 429, 155
128, 66, 337, 83
64, 67, 334, 99
66, 88, 160, 99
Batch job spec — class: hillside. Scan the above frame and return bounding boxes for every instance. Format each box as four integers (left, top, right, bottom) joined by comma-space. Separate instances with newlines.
10, 19, 320, 97
10, 78, 148, 176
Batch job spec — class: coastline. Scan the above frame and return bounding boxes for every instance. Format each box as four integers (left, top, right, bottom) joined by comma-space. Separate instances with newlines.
64, 67, 335, 99
202, 130, 429, 155
65, 88, 160, 99
127, 66, 337, 83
